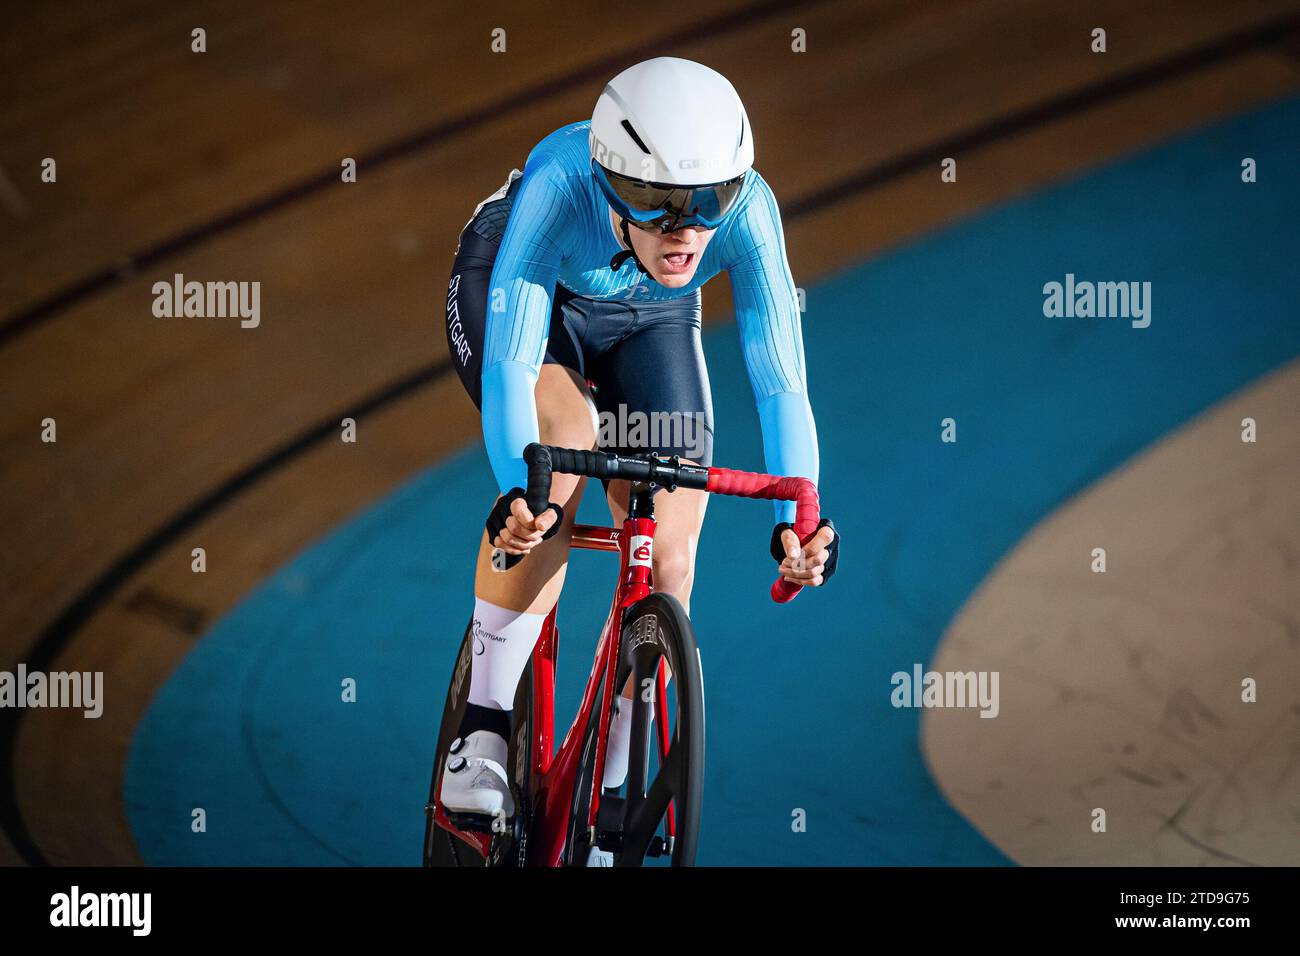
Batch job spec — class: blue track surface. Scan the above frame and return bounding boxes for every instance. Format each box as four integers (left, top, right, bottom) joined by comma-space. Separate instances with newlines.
126, 95, 1300, 865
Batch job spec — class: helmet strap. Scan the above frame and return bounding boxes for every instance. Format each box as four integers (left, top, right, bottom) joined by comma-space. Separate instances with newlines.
609, 216, 649, 275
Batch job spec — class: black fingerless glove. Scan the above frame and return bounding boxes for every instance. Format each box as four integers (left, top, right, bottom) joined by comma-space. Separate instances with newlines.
486, 488, 565, 548
770, 518, 839, 581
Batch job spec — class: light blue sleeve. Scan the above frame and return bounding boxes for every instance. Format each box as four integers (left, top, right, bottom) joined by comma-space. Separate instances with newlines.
481, 155, 578, 493
720, 178, 820, 525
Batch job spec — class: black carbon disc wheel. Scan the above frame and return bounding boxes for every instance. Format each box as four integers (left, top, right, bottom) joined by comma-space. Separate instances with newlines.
424, 616, 537, 867
487, 660, 534, 867
423, 618, 479, 867
609, 593, 705, 866
560, 667, 606, 866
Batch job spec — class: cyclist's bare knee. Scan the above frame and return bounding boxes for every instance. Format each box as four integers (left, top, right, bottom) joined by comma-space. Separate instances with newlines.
651, 548, 694, 601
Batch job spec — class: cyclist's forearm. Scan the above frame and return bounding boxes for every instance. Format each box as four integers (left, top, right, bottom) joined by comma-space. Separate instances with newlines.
757, 390, 820, 524
482, 359, 541, 494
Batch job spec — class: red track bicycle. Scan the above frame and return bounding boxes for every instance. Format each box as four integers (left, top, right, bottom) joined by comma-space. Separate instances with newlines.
423, 443, 820, 866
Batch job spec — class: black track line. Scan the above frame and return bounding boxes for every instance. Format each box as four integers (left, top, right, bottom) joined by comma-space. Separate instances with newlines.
786, 10, 1300, 220
0, 0, 830, 349
0, 0, 832, 868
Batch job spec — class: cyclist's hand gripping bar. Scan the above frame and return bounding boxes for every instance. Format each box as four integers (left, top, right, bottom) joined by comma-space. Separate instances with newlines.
487, 445, 568, 572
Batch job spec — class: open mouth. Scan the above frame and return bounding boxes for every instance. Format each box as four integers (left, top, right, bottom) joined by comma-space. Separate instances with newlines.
661, 251, 695, 275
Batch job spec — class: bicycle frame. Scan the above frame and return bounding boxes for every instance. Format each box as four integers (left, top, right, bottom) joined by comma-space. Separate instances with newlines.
432, 488, 667, 866
430, 445, 820, 866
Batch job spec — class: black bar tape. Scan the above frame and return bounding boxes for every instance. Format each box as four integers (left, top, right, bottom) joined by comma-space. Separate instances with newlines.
532, 444, 710, 491
522, 443, 554, 518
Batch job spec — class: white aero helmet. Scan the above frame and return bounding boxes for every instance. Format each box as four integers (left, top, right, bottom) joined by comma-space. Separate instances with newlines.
590, 57, 753, 234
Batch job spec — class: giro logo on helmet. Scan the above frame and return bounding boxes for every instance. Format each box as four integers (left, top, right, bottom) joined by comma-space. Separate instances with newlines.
679, 157, 731, 171
590, 135, 628, 175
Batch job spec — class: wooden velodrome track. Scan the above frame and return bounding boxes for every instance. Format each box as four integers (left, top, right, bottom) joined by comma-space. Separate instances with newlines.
3, 1, 1299, 865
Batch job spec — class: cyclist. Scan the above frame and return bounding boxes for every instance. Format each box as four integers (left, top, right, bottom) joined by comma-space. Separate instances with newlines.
439, 57, 839, 821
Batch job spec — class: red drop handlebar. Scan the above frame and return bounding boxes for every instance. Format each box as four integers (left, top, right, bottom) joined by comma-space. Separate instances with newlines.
704, 466, 821, 603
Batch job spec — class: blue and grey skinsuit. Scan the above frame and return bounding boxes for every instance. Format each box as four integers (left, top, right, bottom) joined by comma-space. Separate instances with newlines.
444, 121, 818, 523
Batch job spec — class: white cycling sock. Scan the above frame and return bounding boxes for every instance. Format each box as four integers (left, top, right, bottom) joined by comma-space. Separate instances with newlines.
467, 598, 548, 711
601, 695, 654, 790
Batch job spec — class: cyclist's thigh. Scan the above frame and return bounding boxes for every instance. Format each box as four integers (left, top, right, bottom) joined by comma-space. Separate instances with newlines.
536, 364, 598, 452
445, 230, 496, 408
594, 305, 713, 560
444, 227, 589, 415
589, 302, 714, 467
